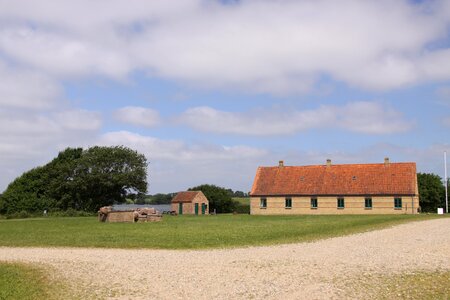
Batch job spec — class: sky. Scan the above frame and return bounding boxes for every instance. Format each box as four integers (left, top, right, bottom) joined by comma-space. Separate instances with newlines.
0, 0, 449, 194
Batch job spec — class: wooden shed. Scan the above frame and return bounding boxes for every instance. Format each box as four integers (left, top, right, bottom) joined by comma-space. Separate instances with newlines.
171, 191, 209, 215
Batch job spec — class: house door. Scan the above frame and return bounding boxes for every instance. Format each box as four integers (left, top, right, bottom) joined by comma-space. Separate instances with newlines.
201, 203, 206, 215
195, 203, 199, 215
178, 203, 183, 215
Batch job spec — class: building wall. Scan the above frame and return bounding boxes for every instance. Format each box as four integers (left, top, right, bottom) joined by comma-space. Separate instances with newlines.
106, 211, 135, 222
250, 196, 419, 215
171, 194, 209, 215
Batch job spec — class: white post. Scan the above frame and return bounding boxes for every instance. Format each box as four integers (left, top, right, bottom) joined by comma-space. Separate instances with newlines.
445, 151, 448, 214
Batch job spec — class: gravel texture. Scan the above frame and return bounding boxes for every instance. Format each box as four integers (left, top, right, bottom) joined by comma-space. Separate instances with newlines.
1, 218, 449, 299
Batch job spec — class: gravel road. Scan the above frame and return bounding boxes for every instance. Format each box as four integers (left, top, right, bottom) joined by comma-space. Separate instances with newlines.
1, 218, 449, 299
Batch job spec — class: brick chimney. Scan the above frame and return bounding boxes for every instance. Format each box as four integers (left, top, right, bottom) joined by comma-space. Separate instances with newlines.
384, 157, 390, 166
279, 160, 284, 167
326, 159, 331, 167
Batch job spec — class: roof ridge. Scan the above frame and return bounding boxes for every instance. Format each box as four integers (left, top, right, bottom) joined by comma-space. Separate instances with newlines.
257, 162, 416, 168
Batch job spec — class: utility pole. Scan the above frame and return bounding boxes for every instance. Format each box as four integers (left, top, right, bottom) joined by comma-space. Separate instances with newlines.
445, 151, 448, 214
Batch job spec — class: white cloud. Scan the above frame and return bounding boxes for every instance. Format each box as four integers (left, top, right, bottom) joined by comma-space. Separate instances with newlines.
0, 27, 133, 80
99, 130, 267, 162
178, 101, 412, 135
98, 130, 269, 192
0, 107, 102, 192
338, 102, 412, 134
54, 109, 102, 131
113, 106, 161, 127
97, 131, 450, 193
0, 62, 61, 109
0, 0, 449, 93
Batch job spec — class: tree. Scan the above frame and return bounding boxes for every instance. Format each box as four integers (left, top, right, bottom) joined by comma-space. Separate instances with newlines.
0, 146, 148, 214
148, 193, 174, 204
188, 184, 236, 213
69, 146, 148, 211
233, 190, 247, 197
417, 173, 445, 213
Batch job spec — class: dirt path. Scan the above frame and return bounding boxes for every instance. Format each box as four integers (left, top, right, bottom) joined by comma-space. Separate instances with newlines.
1, 218, 449, 299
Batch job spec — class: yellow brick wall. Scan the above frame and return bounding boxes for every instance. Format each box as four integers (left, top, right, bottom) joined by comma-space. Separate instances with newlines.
171, 194, 209, 215
250, 196, 419, 215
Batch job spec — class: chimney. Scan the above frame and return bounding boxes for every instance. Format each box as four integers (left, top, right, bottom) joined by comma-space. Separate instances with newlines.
326, 159, 331, 167
384, 157, 390, 166
279, 160, 284, 167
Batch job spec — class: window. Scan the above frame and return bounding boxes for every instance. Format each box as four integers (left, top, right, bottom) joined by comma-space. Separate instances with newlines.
394, 197, 402, 209
365, 197, 372, 209
337, 197, 345, 209
285, 197, 292, 208
260, 198, 267, 208
311, 197, 318, 209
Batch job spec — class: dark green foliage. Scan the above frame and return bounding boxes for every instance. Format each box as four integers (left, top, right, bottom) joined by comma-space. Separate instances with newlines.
188, 184, 236, 213
417, 173, 445, 212
0, 146, 148, 214
225, 189, 248, 197
233, 201, 250, 214
4, 209, 93, 219
233, 190, 248, 197
146, 193, 175, 204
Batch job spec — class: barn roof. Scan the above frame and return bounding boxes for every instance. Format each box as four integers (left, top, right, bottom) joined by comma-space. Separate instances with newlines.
250, 161, 417, 196
171, 191, 205, 203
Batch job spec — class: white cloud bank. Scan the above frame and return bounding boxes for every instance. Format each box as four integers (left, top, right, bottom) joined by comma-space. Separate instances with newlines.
113, 106, 161, 128
179, 101, 413, 135
0, 63, 61, 109
0, 62, 103, 191
98, 130, 269, 192
0, 0, 450, 93
98, 130, 450, 193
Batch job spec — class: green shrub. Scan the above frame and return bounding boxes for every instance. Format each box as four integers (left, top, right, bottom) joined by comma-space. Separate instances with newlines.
233, 201, 250, 214
3, 209, 94, 219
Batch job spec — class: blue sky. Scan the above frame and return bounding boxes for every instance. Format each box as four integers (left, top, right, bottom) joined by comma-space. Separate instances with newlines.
0, 0, 449, 193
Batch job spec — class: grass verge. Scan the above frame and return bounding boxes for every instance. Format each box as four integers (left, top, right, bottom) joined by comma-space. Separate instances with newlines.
0, 263, 60, 300
345, 270, 450, 299
0, 214, 445, 249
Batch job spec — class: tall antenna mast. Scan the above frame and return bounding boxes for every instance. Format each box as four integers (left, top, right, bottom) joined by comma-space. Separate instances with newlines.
445, 151, 448, 214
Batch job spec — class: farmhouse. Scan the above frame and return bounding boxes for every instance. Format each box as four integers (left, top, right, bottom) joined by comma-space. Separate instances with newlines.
171, 191, 209, 215
249, 158, 419, 215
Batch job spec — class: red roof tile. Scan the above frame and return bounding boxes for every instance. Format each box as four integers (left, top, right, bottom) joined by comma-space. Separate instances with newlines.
250, 162, 417, 196
171, 191, 204, 203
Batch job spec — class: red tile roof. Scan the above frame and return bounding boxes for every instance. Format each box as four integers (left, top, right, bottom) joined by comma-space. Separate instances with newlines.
250, 162, 417, 196
171, 191, 204, 203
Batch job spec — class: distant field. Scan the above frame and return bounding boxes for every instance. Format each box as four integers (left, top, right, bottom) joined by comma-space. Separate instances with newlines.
232, 197, 250, 205
0, 214, 444, 250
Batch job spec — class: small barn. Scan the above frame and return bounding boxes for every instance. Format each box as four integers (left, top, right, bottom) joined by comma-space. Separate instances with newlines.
171, 191, 209, 215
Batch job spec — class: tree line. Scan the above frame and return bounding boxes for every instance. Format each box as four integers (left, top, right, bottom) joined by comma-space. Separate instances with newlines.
0, 146, 147, 215
133, 189, 248, 205
417, 173, 448, 213
0, 146, 448, 215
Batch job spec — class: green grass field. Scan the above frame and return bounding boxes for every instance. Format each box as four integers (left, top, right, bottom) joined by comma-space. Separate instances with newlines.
232, 197, 250, 205
0, 263, 57, 300
0, 214, 443, 249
